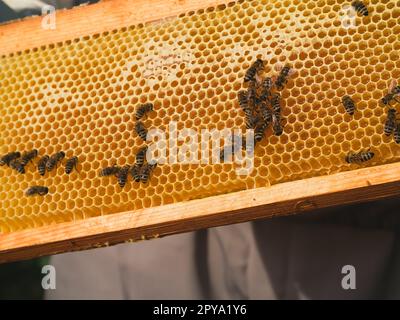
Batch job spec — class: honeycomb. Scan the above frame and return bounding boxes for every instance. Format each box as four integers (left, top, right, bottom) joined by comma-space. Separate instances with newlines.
0, 0, 399, 233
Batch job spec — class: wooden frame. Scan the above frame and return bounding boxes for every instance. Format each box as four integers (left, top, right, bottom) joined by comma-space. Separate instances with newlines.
1, 161, 400, 263
0, 0, 400, 263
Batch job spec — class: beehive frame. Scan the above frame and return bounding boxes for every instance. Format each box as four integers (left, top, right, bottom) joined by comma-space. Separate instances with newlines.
0, 0, 400, 263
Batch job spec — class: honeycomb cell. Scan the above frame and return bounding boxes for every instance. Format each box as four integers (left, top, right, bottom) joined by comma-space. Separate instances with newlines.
0, 0, 399, 232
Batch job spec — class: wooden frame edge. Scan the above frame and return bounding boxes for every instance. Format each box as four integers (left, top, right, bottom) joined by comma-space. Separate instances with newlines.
0, 0, 232, 56
1, 161, 400, 263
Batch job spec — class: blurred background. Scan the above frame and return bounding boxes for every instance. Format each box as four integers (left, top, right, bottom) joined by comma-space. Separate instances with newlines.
0, 0, 99, 300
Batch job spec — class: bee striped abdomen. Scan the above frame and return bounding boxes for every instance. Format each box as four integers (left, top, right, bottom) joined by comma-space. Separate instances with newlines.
65, 156, 78, 174
352, 1, 369, 16
37, 155, 49, 176
135, 121, 148, 141
9, 159, 25, 174
342, 95, 356, 115
130, 164, 141, 182
135, 146, 148, 166
140, 163, 157, 183
275, 65, 291, 90
117, 165, 130, 188
346, 150, 374, 163
394, 123, 400, 144
135, 103, 154, 120
384, 108, 396, 136
99, 165, 120, 177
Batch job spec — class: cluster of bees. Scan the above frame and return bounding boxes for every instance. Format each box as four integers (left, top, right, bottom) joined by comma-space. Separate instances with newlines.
221, 59, 290, 161
99, 103, 157, 188
0, 150, 78, 196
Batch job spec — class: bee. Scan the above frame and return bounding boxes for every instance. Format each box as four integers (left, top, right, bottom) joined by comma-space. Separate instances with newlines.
37, 155, 49, 176
272, 113, 283, 136
255, 122, 268, 143
130, 164, 141, 182
260, 103, 273, 124
136, 103, 154, 120
135, 121, 147, 141
116, 165, 130, 188
342, 95, 356, 115
245, 114, 260, 129
384, 108, 397, 136
259, 77, 273, 101
99, 164, 121, 177
20, 149, 38, 166
271, 93, 281, 115
0, 151, 20, 166
381, 85, 400, 107
140, 163, 157, 183
46, 151, 65, 172
394, 122, 400, 144
244, 58, 264, 83
352, 1, 369, 16
26, 186, 49, 196
65, 156, 79, 174
275, 65, 292, 90
345, 149, 374, 163
9, 159, 25, 174
135, 146, 148, 166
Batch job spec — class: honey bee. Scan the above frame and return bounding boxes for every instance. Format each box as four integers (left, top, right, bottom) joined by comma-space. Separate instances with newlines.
245, 114, 260, 129
394, 123, 400, 144
37, 155, 49, 176
384, 108, 397, 136
140, 163, 157, 183
65, 156, 79, 174
271, 93, 281, 114
260, 77, 273, 101
345, 149, 374, 163
9, 159, 25, 174
352, 1, 369, 16
20, 149, 38, 166
116, 165, 130, 188
260, 103, 272, 123
0, 151, 20, 166
136, 103, 154, 120
130, 164, 141, 182
135, 121, 148, 141
381, 83, 400, 107
255, 122, 268, 143
275, 65, 292, 90
342, 95, 356, 115
135, 146, 148, 166
46, 151, 65, 172
244, 58, 264, 83
272, 113, 283, 136
99, 164, 121, 177
26, 186, 49, 196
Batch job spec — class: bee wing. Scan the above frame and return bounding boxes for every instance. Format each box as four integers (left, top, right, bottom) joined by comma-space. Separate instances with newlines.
389, 79, 398, 92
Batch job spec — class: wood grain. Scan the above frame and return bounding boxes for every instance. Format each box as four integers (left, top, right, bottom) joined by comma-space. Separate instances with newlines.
1, 161, 400, 263
0, 0, 233, 56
